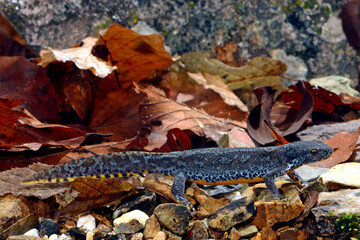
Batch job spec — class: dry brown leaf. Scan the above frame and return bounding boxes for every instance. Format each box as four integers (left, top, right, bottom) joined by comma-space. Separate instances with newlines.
187, 72, 248, 112
97, 24, 173, 88
307, 127, 360, 168
40, 37, 117, 78
134, 82, 243, 150
0, 163, 70, 199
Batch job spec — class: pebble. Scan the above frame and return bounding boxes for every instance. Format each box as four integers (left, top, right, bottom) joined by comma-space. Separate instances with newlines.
196, 196, 230, 219
189, 220, 208, 240
278, 228, 309, 240
113, 192, 157, 218
68, 227, 86, 240
39, 218, 60, 237
77, 214, 96, 232
130, 232, 143, 240
154, 203, 190, 235
113, 210, 149, 234
143, 214, 161, 239
237, 225, 258, 237
48, 234, 58, 240
153, 231, 166, 240
24, 229, 40, 237
58, 234, 72, 240
319, 162, 360, 189
209, 197, 255, 231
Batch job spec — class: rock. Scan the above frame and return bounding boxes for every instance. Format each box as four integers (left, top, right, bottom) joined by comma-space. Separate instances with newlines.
2, 214, 38, 236
317, 189, 360, 207
208, 197, 255, 231
6, 236, 42, 240
153, 231, 166, 240
201, 184, 243, 197
154, 203, 190, 235
237, 225, 258, 238
319, 162, 360, 189
193, 187, 210, 205
196, 197, 230, 219
271, 49, 308, 81
58, 234, 72, 240
278, 165, 329, 183
77, 214, 96, 232
229, 227, 242, 240
0, 194, 31, 232
68, 227, 86, 240
48, 234, 59, 240
189, 220, 208, 240
24, 229, 39, 237
310, 75, 360, 97
113, 210, 149, 234
254, 181, 302, 204
113, 192, 157, 218
278, 228, 309, 240
163, 230, 182, 240
39, 218, 60, 237
130, 232, 143, 240
251, 201, 304, 229
208, 228, 227, 240
143, 214, 161, 239
300, 181, 328, 200
260, 227, 277, 240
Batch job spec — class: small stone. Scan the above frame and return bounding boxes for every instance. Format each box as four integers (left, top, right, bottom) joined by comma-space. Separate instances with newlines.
229, 228, 242, 240
300, 181, 328, 200
193, 188, 210, 205
251, 201, 304, 229
154, 203, 190, 235
143, 214, 161, 239
58, 233, 72, 240
113, 192, 157, 218
278, 228, 309, 240
209, 197, 255, 231
153, 231, 166, 240
260, 227, 277, 240
163, 230, 182, 240
319, 162, 360, 189
48, 234, 58, 240
68, 227, 86, 240
238, 225, 258, 237
24, 229, 40, 237
113, 210, 149, 234
130, 232, 143, 240
189, 220, 208, 240
77, 214, 96, 232
196, 197, 230, 219
39, 218, 60, 237
6, 236, 42, 240
0, 195, 31, 232
86, 231, 94, 240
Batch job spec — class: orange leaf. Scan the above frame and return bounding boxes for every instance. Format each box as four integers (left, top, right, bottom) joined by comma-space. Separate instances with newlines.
98, 24, 173, 88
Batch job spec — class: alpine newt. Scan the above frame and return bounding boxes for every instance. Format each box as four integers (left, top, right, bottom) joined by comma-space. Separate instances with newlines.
23, 141, 333, 206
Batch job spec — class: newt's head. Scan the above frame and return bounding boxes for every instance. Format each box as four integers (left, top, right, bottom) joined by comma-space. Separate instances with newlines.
285, 141, 333, 167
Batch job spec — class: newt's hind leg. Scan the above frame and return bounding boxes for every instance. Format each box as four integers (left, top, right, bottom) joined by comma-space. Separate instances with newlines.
171, 172, 193, 209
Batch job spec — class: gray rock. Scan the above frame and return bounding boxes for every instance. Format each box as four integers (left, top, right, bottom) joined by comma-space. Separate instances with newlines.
208, 197, 255, 231
154, 203, 190, 235
0, 0, 357, 81
311, 189, 360, 236
113, 192, 157, 219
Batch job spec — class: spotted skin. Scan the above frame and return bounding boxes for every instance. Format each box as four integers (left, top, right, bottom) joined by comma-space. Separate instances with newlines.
23, 141, 333, 206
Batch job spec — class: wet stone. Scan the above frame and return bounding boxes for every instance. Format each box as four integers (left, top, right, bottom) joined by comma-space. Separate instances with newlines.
38, 218, 60, 237
209, 197, 255, 231
154, 203, 190, 235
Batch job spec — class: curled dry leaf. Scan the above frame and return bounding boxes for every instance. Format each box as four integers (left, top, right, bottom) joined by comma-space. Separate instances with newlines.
134, 82, 243, 150
247, 81, 313, 145
40, 37, 117, 78
307, 127, 360, 168
97, 24, 173, 88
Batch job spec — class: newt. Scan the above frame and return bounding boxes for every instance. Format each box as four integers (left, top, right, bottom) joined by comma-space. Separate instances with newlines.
23, 141, 333, 207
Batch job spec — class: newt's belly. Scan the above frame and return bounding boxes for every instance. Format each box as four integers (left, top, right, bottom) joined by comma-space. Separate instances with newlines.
189, 176, 264, 185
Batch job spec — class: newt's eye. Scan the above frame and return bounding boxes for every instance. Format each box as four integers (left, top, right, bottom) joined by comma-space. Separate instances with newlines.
310, 149, 317, 154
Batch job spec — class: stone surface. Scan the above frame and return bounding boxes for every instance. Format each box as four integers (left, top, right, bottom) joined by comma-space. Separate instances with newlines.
0, 0, 356, 82
193, 187, 210, 205
0, 194, 31, 232
196, 196, 230, 219
237, 225, 258, 238
113, 192, 157, 218
300, 181, 329, 200
7, 236, 42, 240
23, 229, 39, 237
319, 162, 360, 189
68, 227, 86, 240
77, 214, 96, 232
259, 227, 277, 240
189, 220, 209, 240
130, 232, 144, 240
251, 201, 304, 229
163, 230, 182, 240
311, 189, 360, 236
229, 227, 242, 240
271, 49, 308, 81
208, 197, 255, 231
38, 218, 60, 237
153, 231, 166, 240
277, 165, 329, 183
143, 214, 161, 239
278, 228, 309, 240
113, 210, 149, 234
154, 203, 190, 235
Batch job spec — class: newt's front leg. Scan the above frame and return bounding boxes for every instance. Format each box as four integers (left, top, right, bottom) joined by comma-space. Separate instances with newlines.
263, 167, 287, 201
171, 172, 193, 208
